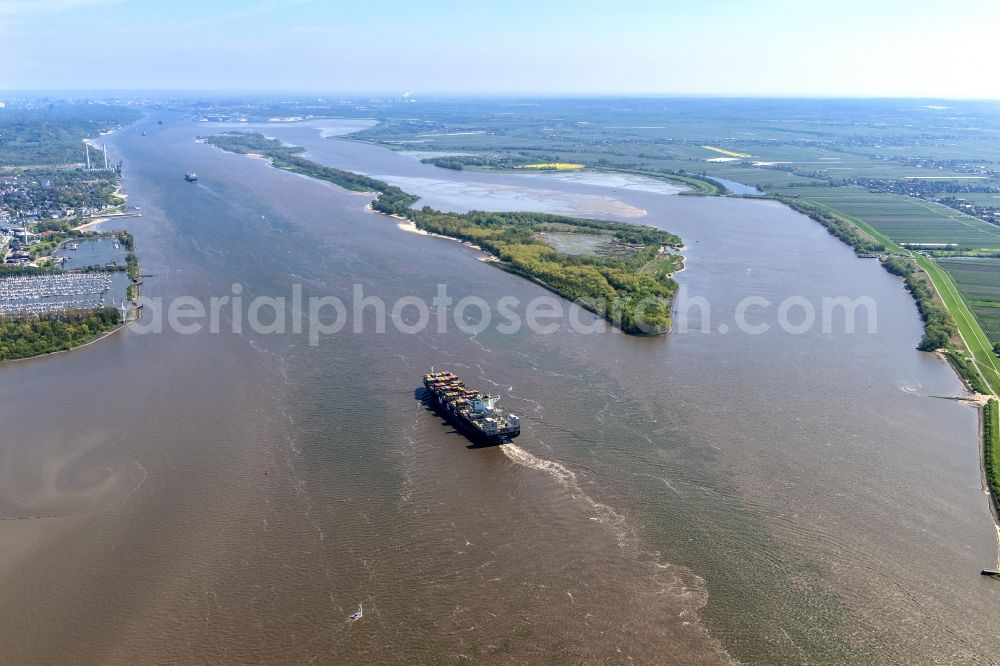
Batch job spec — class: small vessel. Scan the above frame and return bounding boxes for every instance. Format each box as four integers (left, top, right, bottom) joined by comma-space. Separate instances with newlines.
349, 604, 363, 622
141, 130, 146, 136
423, 370, 520, 444
69, 243, 79, 250
184, 172, 198, 182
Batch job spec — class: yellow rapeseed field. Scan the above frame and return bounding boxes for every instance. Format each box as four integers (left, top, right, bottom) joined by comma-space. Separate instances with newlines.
701, 145, 752, 158
518, 162, 585, 170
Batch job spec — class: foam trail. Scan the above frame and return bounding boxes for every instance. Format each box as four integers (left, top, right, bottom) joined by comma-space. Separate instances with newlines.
500, 443, 577, 486
500, 443, 635, 550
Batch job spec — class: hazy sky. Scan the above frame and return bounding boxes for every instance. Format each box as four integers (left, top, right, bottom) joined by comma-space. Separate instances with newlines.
1, 0, 998, 98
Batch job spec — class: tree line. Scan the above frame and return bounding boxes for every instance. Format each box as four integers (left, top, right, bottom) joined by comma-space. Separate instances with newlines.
0, 307, 121, 360
880, 257, 957, 351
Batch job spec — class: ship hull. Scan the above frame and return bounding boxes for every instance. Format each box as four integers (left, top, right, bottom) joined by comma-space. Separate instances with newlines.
425, 389, 519, 445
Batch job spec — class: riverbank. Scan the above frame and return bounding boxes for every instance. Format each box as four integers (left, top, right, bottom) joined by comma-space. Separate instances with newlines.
774, 195, 1000, 391
775, 195, 1000, 389
73, 211, 141, 232
0, 319, 127, 362
0, 307, 124, 361
984, 400, 1000, 518
778, 193, 1000, 536
368, 203, 493, 253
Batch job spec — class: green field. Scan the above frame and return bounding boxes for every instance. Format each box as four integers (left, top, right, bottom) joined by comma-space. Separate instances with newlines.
937, 258, 1000, 345
985, 400, 1000, 515
915, 255, 1000, 394
771, 187, 1000, 247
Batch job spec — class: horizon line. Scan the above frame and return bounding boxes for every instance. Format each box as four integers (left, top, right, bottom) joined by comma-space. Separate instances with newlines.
2, 90, 1000, 103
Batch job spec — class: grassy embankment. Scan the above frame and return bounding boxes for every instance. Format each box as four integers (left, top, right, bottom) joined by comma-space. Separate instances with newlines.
205, 133, 684, 335
935, 257, 1000, 345
984, 399, 1000, 515
914, 255, 1000, 394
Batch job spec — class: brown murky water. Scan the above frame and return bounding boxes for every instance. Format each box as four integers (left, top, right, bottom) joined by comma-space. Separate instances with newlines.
0, 115, 996, 664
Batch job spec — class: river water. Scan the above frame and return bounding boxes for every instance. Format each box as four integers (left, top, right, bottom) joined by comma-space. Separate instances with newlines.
0, 114, 996, 664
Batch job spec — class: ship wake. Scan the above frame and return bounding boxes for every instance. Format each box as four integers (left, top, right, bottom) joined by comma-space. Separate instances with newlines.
500, 442, 636, 552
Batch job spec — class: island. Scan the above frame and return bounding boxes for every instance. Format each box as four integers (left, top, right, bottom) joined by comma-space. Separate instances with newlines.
205, 132, 683, 335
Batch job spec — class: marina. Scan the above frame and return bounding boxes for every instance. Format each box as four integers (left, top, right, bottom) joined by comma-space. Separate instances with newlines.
52, 236, 127, 270
0, 270, 132, 315
0, 273, 115, 316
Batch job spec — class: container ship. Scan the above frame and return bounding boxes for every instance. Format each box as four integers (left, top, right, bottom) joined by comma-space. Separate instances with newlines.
423, 370, 520, 444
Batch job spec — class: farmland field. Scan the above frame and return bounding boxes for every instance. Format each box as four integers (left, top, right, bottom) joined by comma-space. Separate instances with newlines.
518, 162, 584, 170
702, 145, 752, 158
769, 186, 1000, 247
937, 257, 1000, 344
